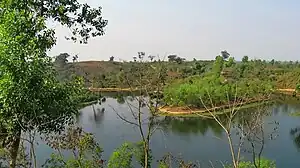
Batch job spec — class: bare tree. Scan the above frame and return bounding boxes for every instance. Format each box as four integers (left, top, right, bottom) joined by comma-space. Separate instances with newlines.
196, 87, 273, 168
221, 50, 230, 60
240, 105, 278, 168
138, 52, 146, 60
109, 55, 166, 168
148, 55, 155, 62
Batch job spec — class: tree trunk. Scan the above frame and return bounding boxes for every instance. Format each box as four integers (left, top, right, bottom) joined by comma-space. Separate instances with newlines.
9, 130, 21, 168
144, 142, 148, 168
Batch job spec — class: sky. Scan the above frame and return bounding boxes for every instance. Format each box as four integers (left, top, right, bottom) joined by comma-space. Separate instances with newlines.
48, 0, 300, 61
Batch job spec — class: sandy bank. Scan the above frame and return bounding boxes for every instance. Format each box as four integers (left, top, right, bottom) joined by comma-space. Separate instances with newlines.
158, 98, 270, 115
88, 87, 138, 92
277, 88, 296, 92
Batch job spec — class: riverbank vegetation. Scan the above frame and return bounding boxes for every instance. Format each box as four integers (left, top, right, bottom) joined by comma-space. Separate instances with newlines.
163, 55, 274, 109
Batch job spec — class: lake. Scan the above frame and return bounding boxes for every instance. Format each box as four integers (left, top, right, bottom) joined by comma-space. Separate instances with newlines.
35, 95, 300, 168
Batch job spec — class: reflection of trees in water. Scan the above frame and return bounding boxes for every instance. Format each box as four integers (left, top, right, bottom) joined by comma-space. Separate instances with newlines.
100, 91, 140, 98
290, 127, 300, 150
100, 92, 137, 104
89, 104, 105, 124
289, 100, 300, 150
115, 95, 145, 106
127, 96, 135, 102
157, 116, 224, 136
75, 111, 83, 124
156, 104, 277, 138
273, 96, 300, 115
117, 96, 125, 104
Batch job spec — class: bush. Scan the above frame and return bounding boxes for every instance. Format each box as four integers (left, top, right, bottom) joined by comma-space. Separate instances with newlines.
225, 158, 276, 168
163, 75, 274, 108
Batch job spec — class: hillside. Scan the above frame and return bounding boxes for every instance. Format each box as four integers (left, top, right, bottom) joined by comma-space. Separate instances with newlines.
55, 59, 215, 88
55, 57, 300, 90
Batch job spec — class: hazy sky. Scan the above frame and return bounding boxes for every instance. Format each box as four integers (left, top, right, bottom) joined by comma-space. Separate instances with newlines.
48, 0, 300, 61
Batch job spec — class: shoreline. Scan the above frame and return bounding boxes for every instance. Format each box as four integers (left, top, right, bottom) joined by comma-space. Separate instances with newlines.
88, 87, 296, 92
277, 88, 296, 93
88, 87, 139, 92
158, 98, 271, 116
86, 87, 298, 115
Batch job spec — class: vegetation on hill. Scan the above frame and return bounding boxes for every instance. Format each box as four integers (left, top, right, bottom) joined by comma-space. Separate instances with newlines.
53, 53, 214, 88
54, 52, 300, 92
163, 55, 274, 108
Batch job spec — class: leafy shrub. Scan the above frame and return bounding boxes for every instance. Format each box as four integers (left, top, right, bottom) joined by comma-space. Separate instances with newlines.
163, 75, 274, 108
225, 158, 276, 168
42, 127, 104, 168
107, 143, 133, 168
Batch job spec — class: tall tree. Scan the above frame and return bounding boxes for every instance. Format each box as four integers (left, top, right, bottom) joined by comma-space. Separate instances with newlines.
54, 53, 72, 82
0, 0, 107, 167
221, 50, 230, 60
148, 55, 155, 62
138, 52, 145, 60
109, 56, 114, 62
270, 59, 275, 66
54, 53, 70, 67
226, 57, 235, 67
167, 55, 177, 62
242, 56, 249, 63
212, 56, 224, 77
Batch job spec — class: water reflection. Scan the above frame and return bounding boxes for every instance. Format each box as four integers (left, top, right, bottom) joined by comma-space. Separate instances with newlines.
156, 105, 271, 137
37, 94, 300, 167
89, 104, 105, 124
157, 116, 223, 136
116, 96, 125, 104
100, 91, 140, 98
290, 127, 300, 150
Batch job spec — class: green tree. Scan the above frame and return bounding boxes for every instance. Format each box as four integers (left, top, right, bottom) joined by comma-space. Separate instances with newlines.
226, 57, 235, 67
212, 56, 224, 76
270, 59, 275, 66
42, 127, 104, 168
242, 56, 249, 63
54, 53, 73, 82
175, 57, 184, 64
0, 0, 107, 167
54, 53, 70, 67
296, 84, 300, 92
193, 62, 205, 75
107, 143, 133, 168
167, 55, 177, 62
221, 50, 230, 60
109, 56, 114, 62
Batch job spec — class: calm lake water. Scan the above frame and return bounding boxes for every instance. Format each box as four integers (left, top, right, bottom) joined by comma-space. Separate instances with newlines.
35, 95, 300, 168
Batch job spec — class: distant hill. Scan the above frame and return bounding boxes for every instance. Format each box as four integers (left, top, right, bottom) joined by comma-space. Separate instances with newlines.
55, 60, 214, 88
